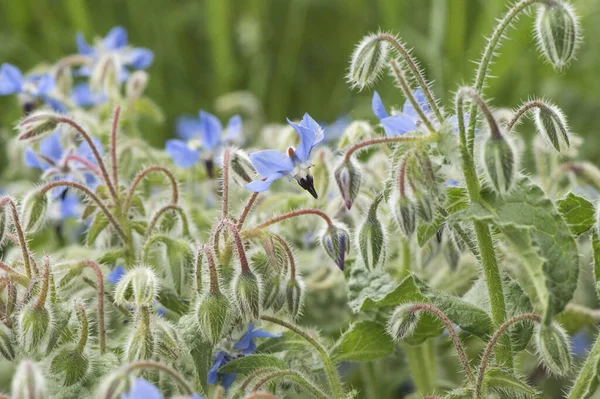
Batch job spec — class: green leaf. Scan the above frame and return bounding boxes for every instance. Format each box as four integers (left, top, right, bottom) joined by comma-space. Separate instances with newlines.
503, 276, 534, 352
256, 331, 306, 354
417, 213, 444, 247
557, 192, 595, 236
331, 321, 393, 362
130, 220, 148, 235
218, 354, 288, 375
484, 367, 538, 398
452, 178, 579, 320
86, 213, 109, 245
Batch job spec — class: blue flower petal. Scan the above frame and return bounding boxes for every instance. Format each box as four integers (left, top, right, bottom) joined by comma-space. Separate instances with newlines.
208, 351, 229, 384
127, 48, 154, 69
77, 137, 104, 161
166, 139, 200, 168
107, 265, 126, 284
248, 150, 293, 177
34, 74, 55, 96
372, 91, 389, 120
402, 88, 430, 121
380, 114, 416, 137
24, 148, 43, 169
199, 111, 223, 151
221, 372, 238, 390
60, 194, 80, 219
72, 83, 106, 107
40, 133, 64, 161
75, 33, 95, 56
222, 115, 242, 143
300, 113, 324, 145
0, 63, 23, 95
244, 172, 286, 193
287, 116, 322, 162
121, 378, 162, 399
103, 26, 128, 50
176, 116, 203, 140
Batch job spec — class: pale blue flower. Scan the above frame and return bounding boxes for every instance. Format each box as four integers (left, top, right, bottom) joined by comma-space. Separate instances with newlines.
71, 82, 107, 107
107, 265, 126, 284
372, 90, 427, 136
121, 378, 161, 399
0, 63, 64, 112
245, 113, 324, 198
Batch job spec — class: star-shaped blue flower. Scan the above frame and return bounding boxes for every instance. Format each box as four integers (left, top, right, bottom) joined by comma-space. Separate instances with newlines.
71, 82, 107, 107
0, 63, 64, 112
165, 111, 242, 173
372, 90, 430, 137
245, 113, 324, 198
208, 324, 281, 389
121, 378, 205, 399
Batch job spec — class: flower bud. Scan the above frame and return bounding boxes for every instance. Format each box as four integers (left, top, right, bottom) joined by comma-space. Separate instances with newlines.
442, 231, 461, 270
413, 192, 434, 222
335, 159, 362, 210
17, 111, 59, 141
321, 224, 350, 270
387, 304, 421, 341
196, 292, 231, 344
232, 270, 262, 322
286, 277, 304, 318
392, 196, 416, 238
12, 360, 48, 399
164, 238, 195, 297
0, 324, 15, 361
229, 149, 256, 185
357, 195, 386, 270
406, 151, 438, 196
155, 318, 180, 362
338, 121, 375, 150
125, 310, 154, 362
535, 2, 580, 70
91, 54, 120, 94
49, 345, 90, 386
114, 266, 159, 307
533, 104, 571, 153
347, 33, 390, 90
534, 322, 572, 376
126, 70, 149, 101
18, 303, 51, 353
262, 274, 285, 311
21, 189, 49, 233
481, 134, 516, 194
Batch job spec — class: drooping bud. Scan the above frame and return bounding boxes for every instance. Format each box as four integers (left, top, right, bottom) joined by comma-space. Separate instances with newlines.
387, 304, 421, 341
229, 149, 256, 185
481, 133, 517, 194
347, 33, 390, 90
442, 230, 461, 270
164, 238, 195, 297
124, 308, 154, 362
21, 189, 49, 233
18, 303, 51, 353
286, 277, 304, 318
413, 192, 435, 222
321, 224, 350, 270
335, 159, 362, 210
0, 324, 15, 361
114, 266, 159, 307
91, 54, 120, 94
232, 270, 262, 322
406, 150, 439, 197
533, 103, 571, 153
12, 360, 48, 399
338, 121, 375, 150
155, 318, 181, 362
392, 196, 416, 238
535, 2, 580, 70
17, 111, 59, 141
357, 194, 386, 270
49, 346, 90, 386
262, 274, 285, 311
126, 70, 149, 101
534, 322, 572, 376
196, 292, 231, 344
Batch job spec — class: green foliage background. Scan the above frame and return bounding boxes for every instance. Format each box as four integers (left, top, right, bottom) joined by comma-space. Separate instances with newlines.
0, 0, 599, 166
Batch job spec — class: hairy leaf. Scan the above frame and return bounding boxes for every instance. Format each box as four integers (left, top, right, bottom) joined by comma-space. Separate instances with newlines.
557, 192, 595, 236
219, 354, 288, 375
331, 321, 393, 362
484, 367, 538, 398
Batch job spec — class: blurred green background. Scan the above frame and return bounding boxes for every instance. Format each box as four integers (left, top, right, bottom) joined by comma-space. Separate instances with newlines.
1, 0, 599, 155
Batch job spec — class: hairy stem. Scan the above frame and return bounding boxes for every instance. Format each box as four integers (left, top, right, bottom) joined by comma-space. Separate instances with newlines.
221, 149, 231, 218
75, 302, 89, 353
568, 325, 600, 398
80, 260, 107, 354
237, 191, 260, 230
219, 219, 251, 273
254, 209, 333, 230
110, 106, 121, 188
145, 204, 190, 237
251, 370, 328, 399
506, 100, 548, 131
0, 197, 32, 278
343, 135, 435, 163
35, 256, 51, 309
197, 245, 221, 295
123, 360, 194, 395
124, 166, 179, 214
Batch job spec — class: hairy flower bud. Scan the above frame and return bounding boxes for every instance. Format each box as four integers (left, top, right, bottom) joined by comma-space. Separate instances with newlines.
17, 111, 59, 141
413, 192, 434, 222
18, 303, 51, 353
230, 149, 256, 185
232, 270, 262, 322
286, 277, 304, 318
125, 310, 154, 362
321, 224, 350, 270
164, 238, 194, 297
357, 194, 386, 270
535, 2, 580, 70
114, 266, 159, 307
0, 324, 15, 361
12, 360, 48, 399
196, 292, 231, 344
387, 304, 421, 341
481, 134, 517, 194
49, 345, 90, 386
338, 121, 375, 150
533, 104, 571, 153
21, 189, 48, 233
335, 159, 362, 210
262, 274, 285, 311
155, 318, 180, 362
347, 33, 390, 90
392, 196, 416, 238
534, 322, 572, 376
126, 70, 149, 101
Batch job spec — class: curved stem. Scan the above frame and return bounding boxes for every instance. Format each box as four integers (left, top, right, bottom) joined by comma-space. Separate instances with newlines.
218, 219, 251, 273
55, 116, 119, 203
254, 209, 333, 230
241, 368, 277, 391
35, 256, 50, 309
252, 370, 329, 399
506, 100, 548, 132
390, 59, 436, 133
474, 313, 541, 399
123, 360, 194, 395
40, 181, 126, 241
0, 260, 29, 286
144, 204, 190, 237
80, 260, 106, 354
273, 235, 296, 279
343, 135, 434, 163
376, 33, 444, 123
64, 155, 103, 177
222, 149, 231, 218
75, 302, 89, 353
407, 303, 474, 384
110, 106, 121, 188
197, 244, 221, 294
237, 191, 260, 230
0, 197, 32, 278
124, 166, 179, 214
260, 315, 343, 399
457, 87, 502, 139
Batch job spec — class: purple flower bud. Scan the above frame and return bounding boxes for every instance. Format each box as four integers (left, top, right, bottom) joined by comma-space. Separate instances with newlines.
321, 224, 350, 270
334, 159, 362, 210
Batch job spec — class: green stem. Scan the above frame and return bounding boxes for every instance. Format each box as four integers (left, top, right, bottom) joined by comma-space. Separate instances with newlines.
75, 302, 89, 353
123, 360, 194, 395
568, 329, 600, 398
251, 370, 329, 399
403, 341, 437, 395
260, 315, 343, 399
144, 204, 190, 237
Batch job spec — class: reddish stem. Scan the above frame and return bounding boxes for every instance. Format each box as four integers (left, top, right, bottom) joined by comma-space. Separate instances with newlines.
110, 106, 121, 188
64, 154, 103, 177
0, 197, 32, 277
124, 166, 179, 213
197, 245, 221, 294
219, 219, 251, 273
222, 149, 231, 218
81, 260, 107, 354
237, 191, 260, 229
254, 209, 333, 230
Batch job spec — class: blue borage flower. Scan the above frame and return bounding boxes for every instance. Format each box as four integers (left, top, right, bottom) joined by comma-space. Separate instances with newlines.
121, 377, 205, 399
208, 324, 281, 389
76, 26, 154, 81
107, 265, 126, 285
0, 63, 64, 112
245, 113, 324, 198
166, 111, 242, 175
71, 82, 107, 107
